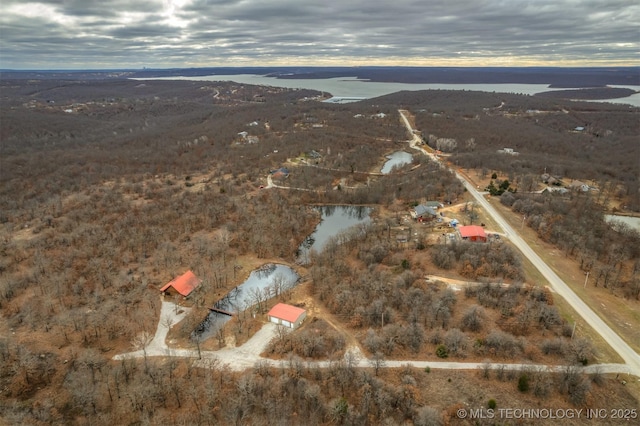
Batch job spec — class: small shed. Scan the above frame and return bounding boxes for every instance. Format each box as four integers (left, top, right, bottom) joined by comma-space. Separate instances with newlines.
458, 225, 487, 242
267, 303, 307, 329
160, 270, 202, 297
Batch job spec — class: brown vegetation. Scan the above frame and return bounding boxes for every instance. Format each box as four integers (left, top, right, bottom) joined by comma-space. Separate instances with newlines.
505, 192, 640, 300
378, 89, 640, 211
1, 79, 638, 424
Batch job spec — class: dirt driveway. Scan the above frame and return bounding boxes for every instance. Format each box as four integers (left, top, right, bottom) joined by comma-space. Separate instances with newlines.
114, 299, 280, 370
113, 297, 634, 376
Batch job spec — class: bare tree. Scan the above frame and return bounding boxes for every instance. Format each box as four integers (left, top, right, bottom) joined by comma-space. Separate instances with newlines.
414, 406, 443, 426
131, 331, 153, 372
79, 349, 106, 385
558, 365, 591, 405
369, 351, 386, 376
161, 315, 174, 330
461, 305, 486, 332
568, 338, 595, 365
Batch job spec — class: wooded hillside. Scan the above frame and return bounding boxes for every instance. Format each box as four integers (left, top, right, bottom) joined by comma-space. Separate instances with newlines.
1, 79, 638, 424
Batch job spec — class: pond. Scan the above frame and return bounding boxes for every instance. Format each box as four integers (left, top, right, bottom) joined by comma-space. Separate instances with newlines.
297, 205, 372, 264
193, 263, 299, 340
605, 214, 640, 233
381, 151, 413, 174
193, 206, 373, 339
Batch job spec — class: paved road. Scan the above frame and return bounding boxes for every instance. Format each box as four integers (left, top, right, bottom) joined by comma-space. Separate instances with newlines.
461, 178, 640, 377
398, 109, 640, 378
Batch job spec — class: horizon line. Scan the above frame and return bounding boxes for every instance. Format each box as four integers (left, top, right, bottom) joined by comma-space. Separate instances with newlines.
3, 65, 640, 72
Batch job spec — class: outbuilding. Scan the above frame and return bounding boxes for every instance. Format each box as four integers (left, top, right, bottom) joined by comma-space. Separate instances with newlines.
160, 270, 202, 298
458, 225, 487, 242
267, 303, 307, 329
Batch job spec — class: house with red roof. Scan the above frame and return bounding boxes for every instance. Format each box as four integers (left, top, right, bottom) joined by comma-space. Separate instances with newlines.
457, 225, 487, 242
267, 303, 307, 329
160, 270, 202, 297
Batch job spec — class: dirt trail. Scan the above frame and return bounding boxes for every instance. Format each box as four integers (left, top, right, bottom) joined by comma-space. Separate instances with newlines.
298, 294, 363, 353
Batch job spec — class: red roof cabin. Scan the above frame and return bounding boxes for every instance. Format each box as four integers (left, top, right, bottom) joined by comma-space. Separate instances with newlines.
458, 225, 487, 242
267, 303, 307, 329
160, 270, 202, 297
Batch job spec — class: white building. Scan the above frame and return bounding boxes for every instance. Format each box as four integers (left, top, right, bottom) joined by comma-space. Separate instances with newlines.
267, 303, 307, 329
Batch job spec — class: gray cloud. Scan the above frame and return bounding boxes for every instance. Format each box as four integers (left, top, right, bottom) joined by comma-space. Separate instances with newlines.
1, 0, 637, 68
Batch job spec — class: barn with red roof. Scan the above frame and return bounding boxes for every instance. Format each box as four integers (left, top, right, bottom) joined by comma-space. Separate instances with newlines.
457, 225, 487, 242
160, 270, 202, 297
267, 303, 307, 329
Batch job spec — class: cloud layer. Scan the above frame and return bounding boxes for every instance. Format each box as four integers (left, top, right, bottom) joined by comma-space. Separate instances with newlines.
1, 0, 638, 69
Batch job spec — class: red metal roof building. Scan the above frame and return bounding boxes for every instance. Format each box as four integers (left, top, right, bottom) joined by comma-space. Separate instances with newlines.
267, 303, 307, 329
458, 225, 487, 242
160, 270, 202, 297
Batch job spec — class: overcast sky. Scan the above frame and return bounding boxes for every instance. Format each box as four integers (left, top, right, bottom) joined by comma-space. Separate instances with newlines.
1, 0, 638, 69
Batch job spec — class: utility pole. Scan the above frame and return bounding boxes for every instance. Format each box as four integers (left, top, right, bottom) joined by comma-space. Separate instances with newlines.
571, 322, 577, 339
584, 271, 590, 289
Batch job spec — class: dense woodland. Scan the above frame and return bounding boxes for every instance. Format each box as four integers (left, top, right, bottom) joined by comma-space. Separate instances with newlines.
3, 345, 631, 425
309, 221, 592, 364
502, 191, 640, 299
1, 79, 638, 424
377, 90, 639, 211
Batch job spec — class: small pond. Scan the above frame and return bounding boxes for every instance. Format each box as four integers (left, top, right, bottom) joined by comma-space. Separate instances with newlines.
193, 264, 299, 340
381, 151, 413, 174
297, 205, 372, 264
605, 214, 640, 233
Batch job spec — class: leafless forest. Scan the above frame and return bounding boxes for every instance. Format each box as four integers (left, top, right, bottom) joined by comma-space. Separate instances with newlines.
1, 78, 638, 424
378, 89, 639, 211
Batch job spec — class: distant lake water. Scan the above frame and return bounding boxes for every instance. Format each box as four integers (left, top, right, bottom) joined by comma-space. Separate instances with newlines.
140, 74, 640, 107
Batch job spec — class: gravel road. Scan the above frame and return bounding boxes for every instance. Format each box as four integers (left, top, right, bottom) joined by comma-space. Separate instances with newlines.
113, 300, 634, 377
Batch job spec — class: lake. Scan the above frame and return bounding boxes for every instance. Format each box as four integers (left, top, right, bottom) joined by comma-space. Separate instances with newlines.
140, 74, 640, 106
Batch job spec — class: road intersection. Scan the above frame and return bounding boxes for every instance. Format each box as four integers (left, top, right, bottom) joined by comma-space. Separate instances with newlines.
398, 109, 640, 378
114, 111, 639, 379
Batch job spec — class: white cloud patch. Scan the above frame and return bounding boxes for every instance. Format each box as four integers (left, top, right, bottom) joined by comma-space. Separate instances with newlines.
1, 0, 638, 68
